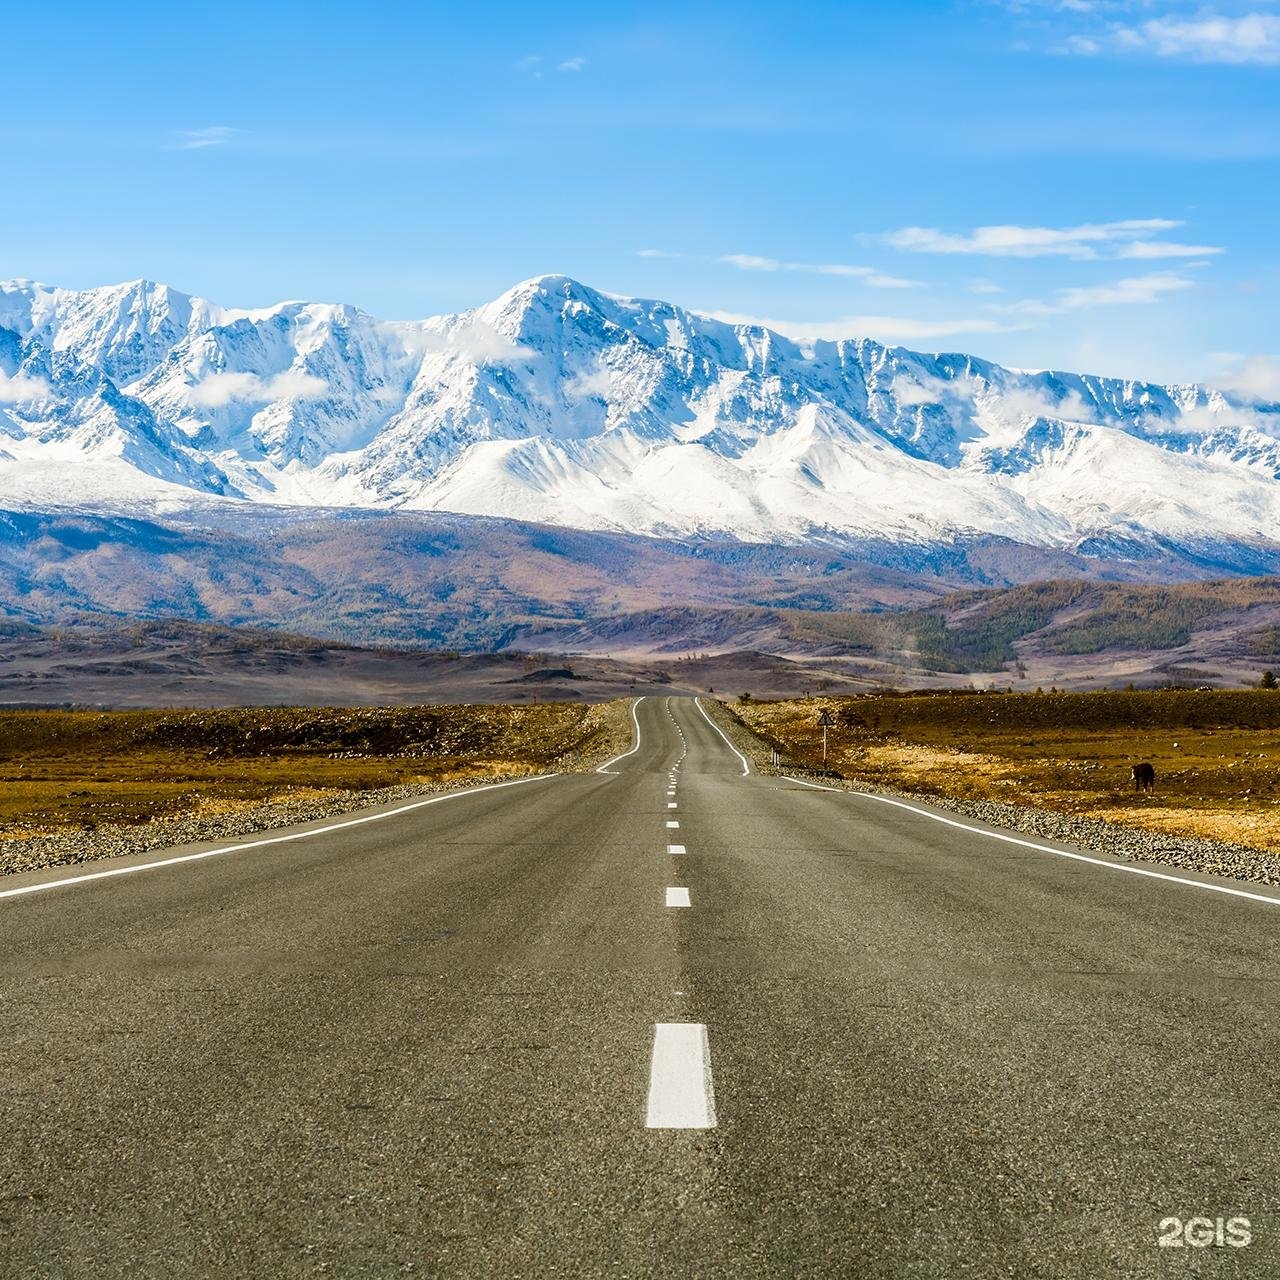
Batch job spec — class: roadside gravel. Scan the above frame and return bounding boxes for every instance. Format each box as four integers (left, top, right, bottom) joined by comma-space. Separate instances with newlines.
701, 698, 1280, 889
0, 699, 635, 880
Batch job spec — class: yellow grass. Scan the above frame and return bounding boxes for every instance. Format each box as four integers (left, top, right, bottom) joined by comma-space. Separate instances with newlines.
0, 703, 628, 840
735, 690, 1280, 852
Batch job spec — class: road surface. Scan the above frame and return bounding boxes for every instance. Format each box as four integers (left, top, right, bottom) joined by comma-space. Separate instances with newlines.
2, 696, 1278, 1277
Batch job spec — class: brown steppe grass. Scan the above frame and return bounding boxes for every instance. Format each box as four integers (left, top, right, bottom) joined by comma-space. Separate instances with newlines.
0, 703, 620, 839
733, 688, 1280, 851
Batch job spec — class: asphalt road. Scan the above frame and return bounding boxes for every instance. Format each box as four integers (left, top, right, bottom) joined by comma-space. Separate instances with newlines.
2, 695, 1279, 1278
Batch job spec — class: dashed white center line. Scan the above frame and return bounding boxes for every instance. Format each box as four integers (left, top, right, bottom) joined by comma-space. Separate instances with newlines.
668, 843, 686, 855
666, 886, 690, 907
666, 820, 680, 828
668, 802, 677, 809
646, 1023, 717, 1129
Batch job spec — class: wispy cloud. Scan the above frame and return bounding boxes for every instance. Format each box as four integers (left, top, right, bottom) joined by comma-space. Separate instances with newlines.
715, 253, 926, 288
885, 218, 1220, 260
518, 53, 588, 77
169, 126, 235, 151
395, 320, 533, 365
708, 310, 1014, 343
186, 369, 326, 408
720, 253, 781, 271
1008, 271, 1196, 315
891, 371, 1100, 424
1215, 354, 1280, 402
0, 372, 52, 404
865, 274, 925, 290
1079, 12, 1280, 65
1118, 239, 1223, 259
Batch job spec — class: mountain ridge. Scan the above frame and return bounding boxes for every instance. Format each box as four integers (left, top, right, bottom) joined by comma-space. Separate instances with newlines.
1, 273, 1278, 560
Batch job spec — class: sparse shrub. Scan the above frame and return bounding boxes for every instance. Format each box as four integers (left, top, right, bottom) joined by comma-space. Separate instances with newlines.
1261, 670, 1278, 690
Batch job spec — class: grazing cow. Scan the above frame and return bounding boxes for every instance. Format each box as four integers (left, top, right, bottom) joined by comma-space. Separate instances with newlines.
1132, 762, 1156, 792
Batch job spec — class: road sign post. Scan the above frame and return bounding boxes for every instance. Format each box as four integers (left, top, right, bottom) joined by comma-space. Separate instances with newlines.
817, 709, 835, 767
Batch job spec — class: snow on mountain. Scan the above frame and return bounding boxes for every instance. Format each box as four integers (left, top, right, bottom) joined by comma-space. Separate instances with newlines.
1, 272, 1278, 554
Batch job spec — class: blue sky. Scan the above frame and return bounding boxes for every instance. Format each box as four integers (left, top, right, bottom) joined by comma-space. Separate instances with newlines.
4, 0, 1277, 388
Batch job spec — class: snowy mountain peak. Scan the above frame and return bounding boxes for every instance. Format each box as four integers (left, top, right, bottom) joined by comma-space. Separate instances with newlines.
0, 274, 1277, 554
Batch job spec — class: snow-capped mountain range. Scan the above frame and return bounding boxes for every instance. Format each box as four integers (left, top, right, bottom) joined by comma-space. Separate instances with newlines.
2, 273, 1278, 552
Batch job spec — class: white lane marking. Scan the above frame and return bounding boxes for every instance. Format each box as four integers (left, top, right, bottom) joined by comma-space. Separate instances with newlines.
667, 790, 676, 797
668, 844, 687, 856
667, 820, 680, 828
668, 802, 678, 809
597, 697, 646, 774
666, 886, 691, 907
646, 1023, 717, 1129
0, 774, 560, 904
694, 697, 750, 776
781, 775, 1280, 910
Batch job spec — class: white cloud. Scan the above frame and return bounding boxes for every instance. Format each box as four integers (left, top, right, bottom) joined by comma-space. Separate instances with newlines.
635, 248, 682, 259
890, 372, 1098, 423
720, 253, 781, 271
1117, 240, 1224, 259
0, 372, 52, 403
558, 56, 587, 72
169, 126, 235, 151
1115, 13, 1280, 65
187, 369, 327, 408
1021, 3, 1280, 64
565, 364, 614, 399
808, 263, 872, 277
267, 370, 328, 400
1062, 34, 1103, 55
187, 372, 259, 406
397, 320, 533, 365
968, 278, 1004, 294
866, 274, 925, 290
890, 373, 966, 408
1008, 271, 1195, 315
708, 310, 1012, 343
1216, 355, 1280, 403
884, 218, 1221, 260
995, 385, 1099, 424
716, 254, 925, 287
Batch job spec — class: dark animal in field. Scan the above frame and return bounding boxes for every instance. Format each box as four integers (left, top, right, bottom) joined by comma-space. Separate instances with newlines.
1132, 762, 1155, 792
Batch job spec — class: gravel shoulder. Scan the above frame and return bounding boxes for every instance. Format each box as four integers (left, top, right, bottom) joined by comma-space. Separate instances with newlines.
0, 699, 636, 881
700, 697, 1280, 889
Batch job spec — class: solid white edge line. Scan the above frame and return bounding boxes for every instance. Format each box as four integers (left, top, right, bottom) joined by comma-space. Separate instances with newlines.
781, 774, 1280, 909
0, 773, 561, 903
646, 1023, 716, 1129
694, 697, 750, 776
596, 696, 646, 774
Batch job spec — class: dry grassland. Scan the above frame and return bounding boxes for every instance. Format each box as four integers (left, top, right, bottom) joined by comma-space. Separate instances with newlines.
735, 688, 1280, 851
0, 703, 623, 839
